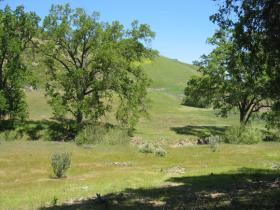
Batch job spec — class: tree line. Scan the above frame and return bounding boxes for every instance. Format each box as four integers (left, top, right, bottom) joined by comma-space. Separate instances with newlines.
0, 1, 279, 139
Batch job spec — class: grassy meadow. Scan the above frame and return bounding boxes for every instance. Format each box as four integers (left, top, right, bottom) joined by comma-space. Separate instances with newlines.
0, 56, 279, 209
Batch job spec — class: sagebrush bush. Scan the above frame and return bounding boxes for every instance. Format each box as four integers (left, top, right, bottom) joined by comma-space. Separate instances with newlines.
138, 143, 155, 154
51, 152, 71, 178
75, 124, 129, 145
155, 146, 167, 157
206, 135, 221, 152
224, 126, 262, 144
139, 143, 167, 157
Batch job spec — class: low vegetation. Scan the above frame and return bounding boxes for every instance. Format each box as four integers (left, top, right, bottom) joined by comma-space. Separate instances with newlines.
75, 124, 129, 146
51, 152, 71, 178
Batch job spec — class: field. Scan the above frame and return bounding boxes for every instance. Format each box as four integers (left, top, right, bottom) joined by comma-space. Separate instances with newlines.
1, 141, 279, 209
0, 56, 279, 209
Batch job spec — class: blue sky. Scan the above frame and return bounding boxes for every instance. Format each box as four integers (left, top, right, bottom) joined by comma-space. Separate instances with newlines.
2, 0, 219, 64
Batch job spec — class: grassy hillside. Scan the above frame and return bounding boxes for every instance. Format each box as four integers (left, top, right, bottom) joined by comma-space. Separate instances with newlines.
144, 56, 198, 97
136, 56, 241, 141
25, 56, 245, 142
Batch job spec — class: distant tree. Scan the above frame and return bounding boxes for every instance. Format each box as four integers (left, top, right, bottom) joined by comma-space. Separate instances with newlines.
41, 4, 155, 133
184, 30, 270, 125
0, 6, 39, 120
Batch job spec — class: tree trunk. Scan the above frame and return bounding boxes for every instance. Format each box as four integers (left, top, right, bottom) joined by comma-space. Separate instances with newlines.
239, 104, 255, 126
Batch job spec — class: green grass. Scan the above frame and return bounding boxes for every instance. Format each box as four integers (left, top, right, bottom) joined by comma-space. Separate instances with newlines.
144, 56, 198, 97
1, 56, 278, 210
0, 141, 279, 209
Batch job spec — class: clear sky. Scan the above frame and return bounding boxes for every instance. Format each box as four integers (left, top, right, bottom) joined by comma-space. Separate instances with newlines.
1, 0, 219, 64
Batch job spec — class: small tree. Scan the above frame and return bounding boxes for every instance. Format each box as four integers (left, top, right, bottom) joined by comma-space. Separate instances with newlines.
41, 4, 155, 133
0, 6, 39, 120
184, 30, 270, 125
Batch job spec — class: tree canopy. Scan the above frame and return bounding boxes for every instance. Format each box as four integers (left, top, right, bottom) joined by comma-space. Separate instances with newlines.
212, 0, 280, 100
185, 29, 270, 125
41, 4, 155, 133
184, 0, 280, 126
0, 5, 39, 120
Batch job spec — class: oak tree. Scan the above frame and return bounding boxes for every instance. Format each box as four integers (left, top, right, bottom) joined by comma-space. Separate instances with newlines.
41, 4, 155, 132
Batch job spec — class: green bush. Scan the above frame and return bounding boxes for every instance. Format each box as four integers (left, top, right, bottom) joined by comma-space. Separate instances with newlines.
0, 130, 21, 141
139, 143, 167, 157
155, 146, 167, 157
224, 126, 262, 144
138, 143, 155, 154
75, 124, 129, 145
263, 130, 280, 142
206, 136, 221, 152
51, 152, 71, 178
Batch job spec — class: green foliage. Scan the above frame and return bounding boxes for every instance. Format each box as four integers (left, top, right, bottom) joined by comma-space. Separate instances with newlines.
51, 196, 58, 206
224, 126, 262, 144
0, 6, 39, 120
206, 135, 221, 152
263, 131, 280, 142
138, 143, 155, 154
183, 92, 209, 108
264, 101, 280, 133
211, 0, 280, 100
184, 29, 270, 125
138, 143, 167, 157
75, 124, 129, 145
51, 152, 71, 178
154, 146, 167, 157
41, 4, 155, 133
210, 0, 280, 127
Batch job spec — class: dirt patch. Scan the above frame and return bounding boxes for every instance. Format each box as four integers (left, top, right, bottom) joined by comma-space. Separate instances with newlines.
111, 162, 132, 167
130, 137, 144, 146
170, 139, 196, 148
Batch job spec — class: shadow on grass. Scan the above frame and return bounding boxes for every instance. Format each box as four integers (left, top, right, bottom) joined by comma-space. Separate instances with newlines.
171, 125, 228, 137
0, 119, 78, 141
40, 168, 280, 210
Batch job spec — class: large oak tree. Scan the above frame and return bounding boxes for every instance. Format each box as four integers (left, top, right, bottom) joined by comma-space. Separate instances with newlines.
41, 4, 155, 132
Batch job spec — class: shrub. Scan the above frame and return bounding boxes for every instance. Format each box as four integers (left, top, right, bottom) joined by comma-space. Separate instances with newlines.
206, 135, 221, 152
224, 126, 262, 144
51, 152, 71, 178
138, 143, 167, 157
262, 130, 280, 142
51, 196, 58, 206
138, 143, 155, 154
155, 146, 167, 157
75, 124, 129, 145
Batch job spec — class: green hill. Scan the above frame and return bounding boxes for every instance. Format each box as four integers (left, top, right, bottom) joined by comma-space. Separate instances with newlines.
26, 56, 239, 142
135, 56, 239, 141
144, 56, 198, 97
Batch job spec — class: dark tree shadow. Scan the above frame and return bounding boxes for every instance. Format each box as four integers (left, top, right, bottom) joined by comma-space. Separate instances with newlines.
171, 125, 228, 137
40, 168, 280, 210
0, 119, 78, 141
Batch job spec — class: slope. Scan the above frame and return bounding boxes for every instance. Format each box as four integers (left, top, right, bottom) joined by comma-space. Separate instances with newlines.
25, 56, 240, 142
